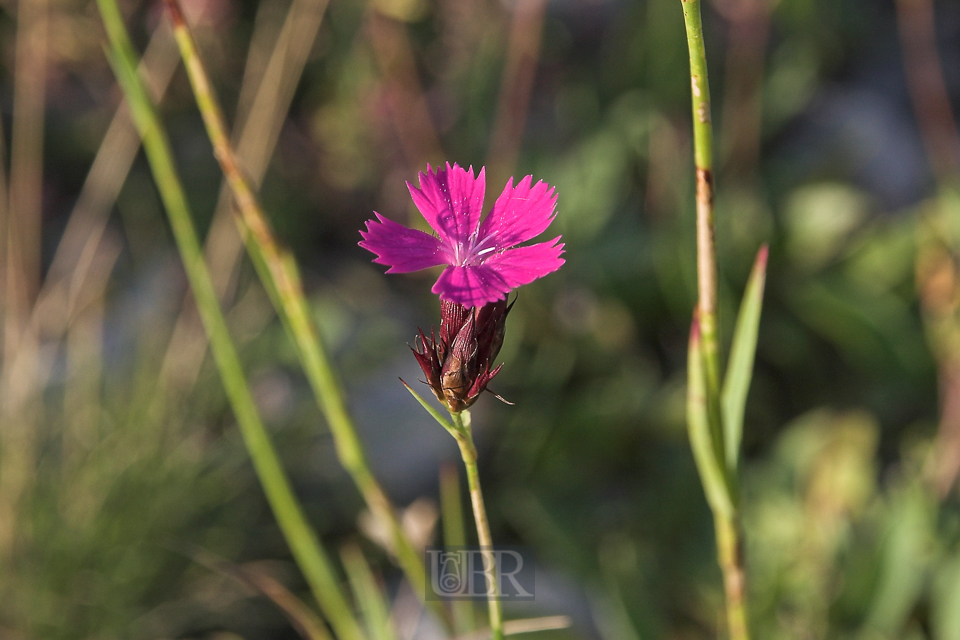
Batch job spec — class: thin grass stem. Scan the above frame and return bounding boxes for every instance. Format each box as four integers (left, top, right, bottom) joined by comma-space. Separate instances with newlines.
486, 0, 547, 193
94, 3, 366, 638
716, 514, 749, 640
159, 0, 444, 626
158, 0, 327, 393
9, 0, 47, 301
441, 464, 477, 636
680, 0, 720, 407
366, 10, 445, 172
679, 2, 751, 638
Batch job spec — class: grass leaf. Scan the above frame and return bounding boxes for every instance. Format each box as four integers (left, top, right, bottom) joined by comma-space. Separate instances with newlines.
687, 317, 733, 519
340, 542, 399, 640
157, 0, 442, 626
721, 245, 768, 472
95, 3, 365, 639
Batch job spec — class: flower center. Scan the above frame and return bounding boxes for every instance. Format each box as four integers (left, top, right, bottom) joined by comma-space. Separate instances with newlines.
457, 232, 497, 266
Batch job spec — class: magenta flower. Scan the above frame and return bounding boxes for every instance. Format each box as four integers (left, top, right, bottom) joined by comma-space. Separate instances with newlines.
359, 163, 564, 307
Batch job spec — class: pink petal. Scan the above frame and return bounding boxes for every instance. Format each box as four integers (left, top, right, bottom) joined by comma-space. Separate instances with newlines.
432, 265, 511, 307
407, 163, 485, 247
359, 212, 448, 273
483, 237, 565, 289
476, 175, 557, 250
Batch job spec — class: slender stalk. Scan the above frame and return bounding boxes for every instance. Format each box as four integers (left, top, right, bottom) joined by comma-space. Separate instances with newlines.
0, 0, 49, 557
680, 2, 751, 639
9, 0, 48, 301
486, 0, 548, 194
681, 0, 720, 404
716, 515, 749, 640
41, 21, 179, 325
894, 0, 960, 185
367, 10, 445, 172
717, 0, 770, 182
159, 0, 442, 624
441, 464, 476, 636
896, 0, 960, 498
95, 3, 365, 639
188, 545, 334, 640
159, 0, 327, 393
340, 542, 398, 640
450, 410, 503, 640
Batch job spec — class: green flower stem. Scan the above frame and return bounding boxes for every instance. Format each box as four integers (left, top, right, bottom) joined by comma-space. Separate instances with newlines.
159, 0, 443, 625
95, 2, 365, 639
450, 410, 503, 640
679, 2, 751, 639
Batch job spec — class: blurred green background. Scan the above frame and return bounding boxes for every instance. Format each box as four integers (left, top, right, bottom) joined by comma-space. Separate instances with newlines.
2, 0, 960, 637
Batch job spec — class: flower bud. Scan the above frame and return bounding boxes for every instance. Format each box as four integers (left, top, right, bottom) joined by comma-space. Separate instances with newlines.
410, 299, 512, 413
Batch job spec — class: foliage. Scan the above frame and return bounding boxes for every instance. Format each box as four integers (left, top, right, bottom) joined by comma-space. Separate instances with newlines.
0, 0, 957, 637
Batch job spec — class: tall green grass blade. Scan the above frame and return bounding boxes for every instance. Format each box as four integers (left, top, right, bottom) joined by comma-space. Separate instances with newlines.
681, 1, 751, 635
440, 464, 475, 635
933, 550, 960, 640
95, 5, 365, 640
440, 465, 467, 550
340, 542, 399, 640
862, 483, 933, 636
687, 317, 733, 519
721, 245, 768, 471
158, 2, 440, 623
